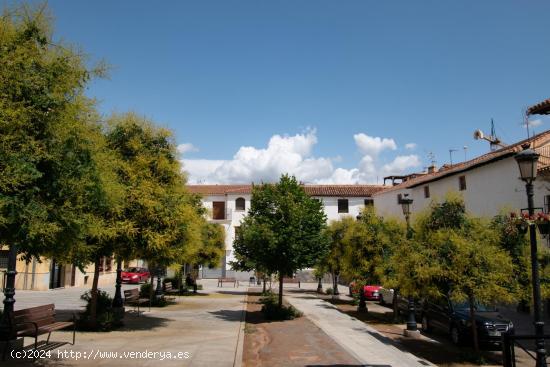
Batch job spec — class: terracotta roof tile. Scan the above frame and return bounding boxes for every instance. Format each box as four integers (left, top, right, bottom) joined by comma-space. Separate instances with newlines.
527, 98, 550, 115
186, 184, 385, 197
375, 129, 550, 195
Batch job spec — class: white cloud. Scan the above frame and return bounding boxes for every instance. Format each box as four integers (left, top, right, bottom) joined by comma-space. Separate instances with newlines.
381, 155, 421, 174
177, 143, 198, 154
405, 143, 417, 150
182, 130, 422, 184
353, 133, 397, 157
524, 119, 543, 128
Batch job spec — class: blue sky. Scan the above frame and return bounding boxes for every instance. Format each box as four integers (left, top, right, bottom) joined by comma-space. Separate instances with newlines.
14, 0, 550, 183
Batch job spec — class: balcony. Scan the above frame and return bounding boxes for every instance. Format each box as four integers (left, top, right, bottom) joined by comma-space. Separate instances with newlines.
209, 208, 233, 222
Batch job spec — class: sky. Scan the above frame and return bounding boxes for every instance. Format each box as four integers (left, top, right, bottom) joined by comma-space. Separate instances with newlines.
13, 0, 550, 184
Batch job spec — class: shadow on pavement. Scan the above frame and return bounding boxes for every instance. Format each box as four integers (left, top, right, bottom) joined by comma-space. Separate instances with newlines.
208, 309, 244, 322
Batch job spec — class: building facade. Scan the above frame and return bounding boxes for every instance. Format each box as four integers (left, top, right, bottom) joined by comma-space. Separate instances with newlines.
186, 184, 384, 280
374, 130, 550, 222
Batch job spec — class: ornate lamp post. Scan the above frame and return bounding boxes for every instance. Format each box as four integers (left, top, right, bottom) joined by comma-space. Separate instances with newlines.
400, 194, 420, 337
112, 257, 124, 320
515, 145, 547, 367
0, 244, 18, 341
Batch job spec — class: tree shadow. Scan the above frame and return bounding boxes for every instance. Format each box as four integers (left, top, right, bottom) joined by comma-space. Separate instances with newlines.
208, 309, 244, 322
213, 289, 248, 296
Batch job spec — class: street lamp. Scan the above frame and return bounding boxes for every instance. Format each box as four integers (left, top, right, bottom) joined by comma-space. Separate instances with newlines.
515, 145, 547, 367
400, 194, 419, 337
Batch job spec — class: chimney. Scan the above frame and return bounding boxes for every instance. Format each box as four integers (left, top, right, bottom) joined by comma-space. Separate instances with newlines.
427, 165, 437, 174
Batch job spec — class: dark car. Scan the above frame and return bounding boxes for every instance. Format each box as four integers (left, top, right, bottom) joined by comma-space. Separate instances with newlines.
420, 296, 513, 346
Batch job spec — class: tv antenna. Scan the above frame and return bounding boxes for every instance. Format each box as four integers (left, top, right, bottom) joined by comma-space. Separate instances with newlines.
463, 146, 468, 161
449, 149, 458, 166
473, 119, 506, 151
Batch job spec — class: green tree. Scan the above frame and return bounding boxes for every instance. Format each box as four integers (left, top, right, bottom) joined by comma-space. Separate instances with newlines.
233, 175, 328, 307
0, 3, 107, 327
341, 208, 404, 286
105, 113, 204, 292
415, 194, 516, 353
318, 217, 355, 295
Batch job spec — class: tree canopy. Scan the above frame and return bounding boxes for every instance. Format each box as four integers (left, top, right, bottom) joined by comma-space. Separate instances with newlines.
233, 175, 328, 306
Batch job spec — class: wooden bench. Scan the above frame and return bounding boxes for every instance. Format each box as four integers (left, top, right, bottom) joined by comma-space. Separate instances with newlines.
163, 282, 178, 300
2, 304, 75, 360
283, 277, 301, 288
124, 288, 150, 315
217, 277, 239, 287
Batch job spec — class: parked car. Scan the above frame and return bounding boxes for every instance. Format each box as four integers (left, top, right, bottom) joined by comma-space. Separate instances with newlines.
420, 296, 513, 346
121, 267, 150, 284
348, 282, 382, 300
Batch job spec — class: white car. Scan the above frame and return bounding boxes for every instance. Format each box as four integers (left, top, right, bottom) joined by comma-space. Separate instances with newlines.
379, 287, 394, 306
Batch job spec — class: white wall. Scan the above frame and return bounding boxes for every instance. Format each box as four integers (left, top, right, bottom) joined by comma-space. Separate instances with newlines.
200, 194, 373, 271
374, 156, 550, 220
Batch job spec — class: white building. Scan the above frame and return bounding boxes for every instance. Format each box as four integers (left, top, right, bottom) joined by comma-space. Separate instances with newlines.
374, 130, 550, 222
186, 184, 384, 280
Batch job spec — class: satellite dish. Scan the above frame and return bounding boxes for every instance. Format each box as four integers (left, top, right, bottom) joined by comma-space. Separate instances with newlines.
473, 129, 484, 140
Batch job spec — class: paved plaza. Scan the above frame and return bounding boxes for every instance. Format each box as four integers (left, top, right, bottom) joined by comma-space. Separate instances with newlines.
3, 280, 524, 366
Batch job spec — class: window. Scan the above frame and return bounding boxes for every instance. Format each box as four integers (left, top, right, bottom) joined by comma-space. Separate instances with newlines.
235, 197, 245, 211
212, 201, 226, 220
364, 198, 374, 207
338, 199, 349, 213
545, 195, 550, 213
459, 176, 467, 191
424, 186, 430, 198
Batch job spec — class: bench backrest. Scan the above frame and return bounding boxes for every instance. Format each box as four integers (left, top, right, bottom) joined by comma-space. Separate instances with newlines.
283, 277, 299, 283
13, 304, 56, 331
164, 282, 173, 291
124, 288, 140, 301
219, 277, 236, 282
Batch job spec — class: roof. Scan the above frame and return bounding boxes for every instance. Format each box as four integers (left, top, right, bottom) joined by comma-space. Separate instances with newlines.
527, 98, 550, 115
186, 184, 385, 197
374, 129, 550, 195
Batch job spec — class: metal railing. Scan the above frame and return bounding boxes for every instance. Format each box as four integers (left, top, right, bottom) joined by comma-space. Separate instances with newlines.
502, 331, 550, 366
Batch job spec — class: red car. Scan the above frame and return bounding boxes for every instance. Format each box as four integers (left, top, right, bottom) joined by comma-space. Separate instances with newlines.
349, 282, 382, 300
121, 267, 150, 284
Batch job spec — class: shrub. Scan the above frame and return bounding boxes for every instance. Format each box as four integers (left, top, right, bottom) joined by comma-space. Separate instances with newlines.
325, 287, 334, 295
259, 292, 302, 320
77, 290, 121, 331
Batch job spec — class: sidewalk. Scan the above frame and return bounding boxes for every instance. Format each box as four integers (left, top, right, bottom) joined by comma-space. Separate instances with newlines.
4, 279, 247, 367
284, 289, 436, 367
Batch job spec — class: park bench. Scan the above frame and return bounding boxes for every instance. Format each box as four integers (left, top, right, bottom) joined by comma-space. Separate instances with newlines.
217, 277, 239, 287
283, 277, 301, 288
124, 288, 150, 315
2, 304, 75, 360
163, 282, 178, 300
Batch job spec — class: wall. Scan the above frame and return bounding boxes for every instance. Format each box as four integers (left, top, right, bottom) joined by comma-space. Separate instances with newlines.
374, 156, 550, 221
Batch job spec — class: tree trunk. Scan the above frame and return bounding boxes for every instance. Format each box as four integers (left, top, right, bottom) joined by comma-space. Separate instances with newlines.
392, 289, 400, 322
278, 273, 283, 308
262, 277, 266, 293
469, 294, 480, 354
89, 257, 101, 328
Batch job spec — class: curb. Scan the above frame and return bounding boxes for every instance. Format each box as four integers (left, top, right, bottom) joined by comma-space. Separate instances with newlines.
233, 287, 247, 367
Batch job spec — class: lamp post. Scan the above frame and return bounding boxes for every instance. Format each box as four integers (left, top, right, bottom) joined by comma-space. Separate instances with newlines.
112, 257, 124, 321
515, 145, 547, 367
401, 194, 420, 338
155, 267, 164, 299
0, 244, 18, 342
